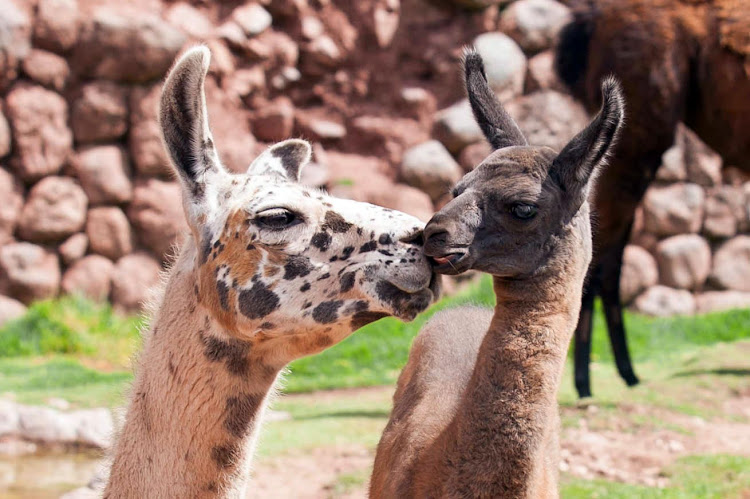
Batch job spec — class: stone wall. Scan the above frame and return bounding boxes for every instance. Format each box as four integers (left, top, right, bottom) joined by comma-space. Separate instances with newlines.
622, 124, 750, 316
0, 0, 746, 321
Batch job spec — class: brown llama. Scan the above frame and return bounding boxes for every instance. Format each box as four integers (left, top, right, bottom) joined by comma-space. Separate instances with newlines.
370, 50, 624, 498
555, 0, 750, 397
103, 46, 440, 498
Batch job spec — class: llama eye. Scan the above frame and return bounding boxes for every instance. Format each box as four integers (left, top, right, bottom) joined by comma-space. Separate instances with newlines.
510, 203, 537, 220
255, 209, 298, 230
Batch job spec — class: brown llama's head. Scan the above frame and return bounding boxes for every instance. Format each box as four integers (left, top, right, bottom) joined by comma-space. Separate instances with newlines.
159, 47, 439, 356
424, 50, 624, 279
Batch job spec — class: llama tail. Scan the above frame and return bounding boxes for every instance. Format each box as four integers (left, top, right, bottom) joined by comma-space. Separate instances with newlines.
554, 0, 598, 100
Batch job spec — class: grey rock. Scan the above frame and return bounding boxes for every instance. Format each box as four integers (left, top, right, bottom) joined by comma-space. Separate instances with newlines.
695, 291, 750, 314
655, 234, 711, 290
633, 285, 695, 316
433, 99, 484, 154
710, 235, 750, 292
620, 245, 658, 304
61, 255, 114, 301
499, 0, 572, 54
111, 252, 162, 313
505, 90, 590, 151
642, 183, 705, 237
0, 0, 31, 89
18, 176, 88, 243
5, 83, 72, 181
0, 242, 61, 304
401, 140, 462, 201
58, 233, 88, 266
72, 6, 186, 82
473, 32, 527, 101
73, 145, 133, 205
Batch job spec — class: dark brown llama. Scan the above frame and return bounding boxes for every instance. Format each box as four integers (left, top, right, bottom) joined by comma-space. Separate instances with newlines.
555, 0, 750, 397
371, 50, 623, 498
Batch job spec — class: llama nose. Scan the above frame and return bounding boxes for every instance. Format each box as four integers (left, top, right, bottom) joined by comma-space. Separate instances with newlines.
399, 229, 424, 247
423, 218, 451, 257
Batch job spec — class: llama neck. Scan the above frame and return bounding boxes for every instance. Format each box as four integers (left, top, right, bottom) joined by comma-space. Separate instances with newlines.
438, 266, 585, 497
105, 252, 280, 498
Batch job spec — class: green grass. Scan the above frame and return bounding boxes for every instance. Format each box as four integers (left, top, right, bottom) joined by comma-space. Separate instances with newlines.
0, 295, 142, 367
0, 357, 131, 408
1, 283, 749, 497
1, 276, 750, 406
563, 455, 750, 498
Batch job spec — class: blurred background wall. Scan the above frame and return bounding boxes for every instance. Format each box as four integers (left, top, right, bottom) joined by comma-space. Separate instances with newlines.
0, 0, 748, 321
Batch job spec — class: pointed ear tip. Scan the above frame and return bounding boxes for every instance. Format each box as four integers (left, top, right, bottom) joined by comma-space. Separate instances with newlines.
271, 138, 313, 162
169, 45, 211, 79
461, 47, 484, 74
601, 77, 624, 107
276, 138, 312, 152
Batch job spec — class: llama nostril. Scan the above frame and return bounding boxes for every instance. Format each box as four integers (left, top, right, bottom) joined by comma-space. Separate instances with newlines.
400, 230, 425, 247
423, 223, 448, 246
425, 229, 448, 247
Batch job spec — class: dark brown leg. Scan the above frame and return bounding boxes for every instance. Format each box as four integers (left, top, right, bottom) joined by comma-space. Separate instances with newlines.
574, 274, 598, 398
600, 235, 640, 387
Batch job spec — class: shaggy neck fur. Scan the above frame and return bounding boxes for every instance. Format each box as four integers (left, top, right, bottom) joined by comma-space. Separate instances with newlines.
105, 244, 280, 498
417, 215, 590, 498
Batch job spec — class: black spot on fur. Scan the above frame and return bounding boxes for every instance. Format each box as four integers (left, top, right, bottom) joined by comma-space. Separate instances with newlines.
211, 443, 240, 469
340, 246, 354, 260
378, 234, 393, 245
359, 241, 377, 253
317, 272, 331, 281
202, 335, 251, 376
238, 281, 280, 319
340, 271, 355, 293
224, 393, 263, 438
283, 256, 313, 280
378, 249, 393, 256
246, 243, 256, 251
260, 321, 275, 329
322, 211, 352, 233
216, 280, 230, 310
300, 282, 311, 292
311, 232, 332, 251
200, 236, 212, 264
376, 281, 408, 308
350, 311, 389, 329
312, 300, 343, 324
344, 300, 369, 315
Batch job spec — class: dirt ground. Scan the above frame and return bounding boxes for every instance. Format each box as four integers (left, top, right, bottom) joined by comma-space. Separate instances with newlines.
246, 387, 750, 499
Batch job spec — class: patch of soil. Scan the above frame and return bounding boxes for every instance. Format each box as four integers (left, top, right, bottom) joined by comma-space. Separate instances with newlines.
247, 446, 371, 499
249, 386, 750, 496
560, 397, 750, 487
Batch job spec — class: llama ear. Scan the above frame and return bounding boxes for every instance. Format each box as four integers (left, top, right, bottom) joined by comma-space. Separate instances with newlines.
159, 46, 225, 201
463, 48, 527, 150
247, 139, 312, 182
551, 77, 625, 201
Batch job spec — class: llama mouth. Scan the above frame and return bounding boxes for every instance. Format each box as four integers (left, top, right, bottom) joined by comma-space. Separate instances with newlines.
429, 252, 471, 274
378, 272, 441, 321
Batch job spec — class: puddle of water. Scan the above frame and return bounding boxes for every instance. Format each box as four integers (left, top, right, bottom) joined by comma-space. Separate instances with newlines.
0, 452, 102, 499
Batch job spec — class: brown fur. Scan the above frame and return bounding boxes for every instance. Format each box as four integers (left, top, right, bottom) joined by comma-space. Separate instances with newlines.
555, 0, 750, 397
371, 51, 623, 498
